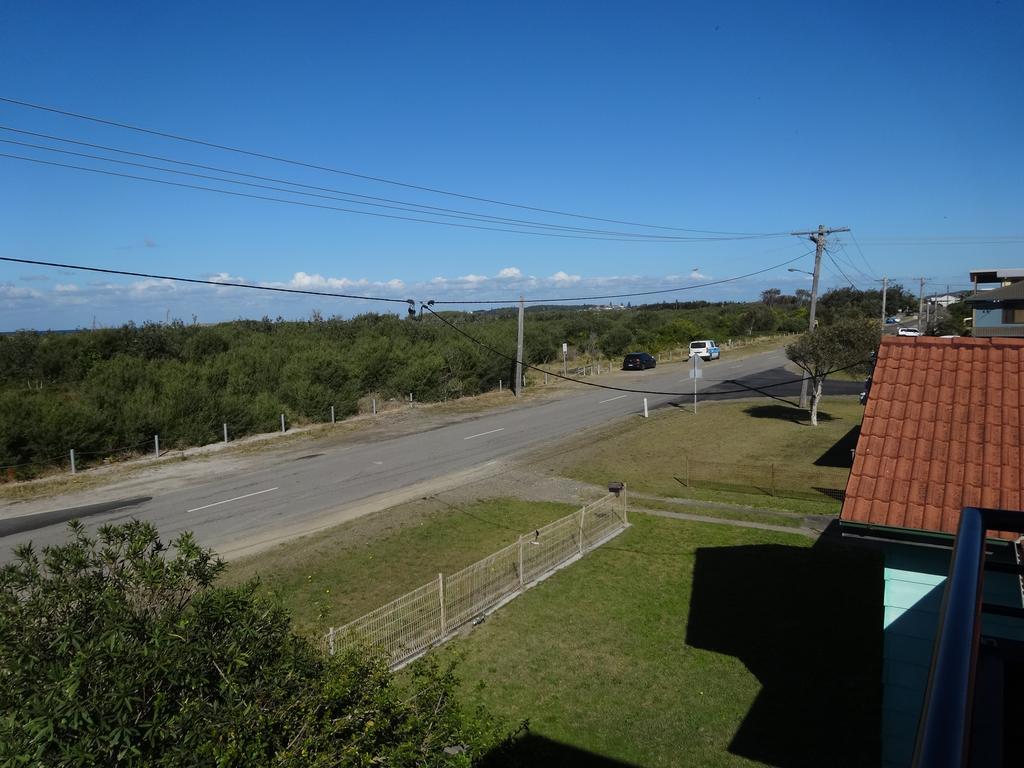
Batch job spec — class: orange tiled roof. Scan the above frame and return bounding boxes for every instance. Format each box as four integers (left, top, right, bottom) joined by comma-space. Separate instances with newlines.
840, 335, 1024, 540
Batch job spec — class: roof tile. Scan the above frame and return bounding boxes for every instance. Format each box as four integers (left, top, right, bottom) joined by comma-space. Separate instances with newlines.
841, 336, 1024, 537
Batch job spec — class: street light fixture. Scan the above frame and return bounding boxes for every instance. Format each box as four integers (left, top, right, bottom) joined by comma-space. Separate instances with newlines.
788, 268, 814, 276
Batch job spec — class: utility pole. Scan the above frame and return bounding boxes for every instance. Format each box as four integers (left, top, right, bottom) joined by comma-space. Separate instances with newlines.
918, 277, 928, 333
791, 224, 850, 409
880, 277, 888, 325
514, 295, 525, 397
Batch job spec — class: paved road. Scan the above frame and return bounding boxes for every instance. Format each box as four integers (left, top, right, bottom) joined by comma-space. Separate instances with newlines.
0, 348, 861, 561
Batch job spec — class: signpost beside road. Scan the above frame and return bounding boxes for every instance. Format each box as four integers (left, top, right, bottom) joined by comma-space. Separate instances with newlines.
689, 354, 703, 414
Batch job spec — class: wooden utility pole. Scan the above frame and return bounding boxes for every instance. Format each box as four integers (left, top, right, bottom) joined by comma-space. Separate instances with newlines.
880, 277, 888, 324
918, 277, 928, 333
514, 295, 525, 397
791, 225, 850, 408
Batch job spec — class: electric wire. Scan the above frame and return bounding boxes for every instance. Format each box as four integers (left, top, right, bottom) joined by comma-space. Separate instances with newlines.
832, 244, 874, 286
830, 243, 870, 283
0, 255, 414, 304
0, 95, 786, 237
847, 231, 879, 280
1, 152, 706, 243
826, 250, 859, 289
429, 251, 814, 304
0, 129, 776, 242
422, 303, 863, 397
1, 249, 814, 309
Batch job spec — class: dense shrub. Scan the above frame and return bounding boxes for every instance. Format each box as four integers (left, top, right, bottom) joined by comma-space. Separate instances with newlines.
0, 292, 894, 472
0, 521, 510, 766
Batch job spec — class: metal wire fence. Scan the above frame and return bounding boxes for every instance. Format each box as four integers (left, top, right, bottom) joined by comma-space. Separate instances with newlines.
325, 492, 629, 668
676, 455, 848, 503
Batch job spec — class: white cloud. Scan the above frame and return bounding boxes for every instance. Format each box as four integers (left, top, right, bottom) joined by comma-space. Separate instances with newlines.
0, 283, 41, 300
689, 270, 708, 280
497, 267, 522, 278
550, 271, 581, 284
54, 283, 79, 293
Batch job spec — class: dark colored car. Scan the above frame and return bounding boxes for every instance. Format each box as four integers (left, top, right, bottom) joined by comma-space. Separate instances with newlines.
622, 352, 656, 370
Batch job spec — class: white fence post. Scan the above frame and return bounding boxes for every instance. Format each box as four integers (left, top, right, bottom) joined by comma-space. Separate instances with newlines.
438, 573, 447, 637
518, 534, 525, 588
499, 379, 502, 392
69, 449, 76, 474
223, 423, 228, 444
327, 627, 335, 656
578, 506, 586, 554
372, 398, 377, 415
643, 398, 649, 418
280, 413, 286, 433
154, 434, 159, 458
330, 405, 335, 424
544, 372, 548, 385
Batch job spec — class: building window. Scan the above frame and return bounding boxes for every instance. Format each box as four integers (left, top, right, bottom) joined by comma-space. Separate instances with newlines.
1001, 306, 1024, 324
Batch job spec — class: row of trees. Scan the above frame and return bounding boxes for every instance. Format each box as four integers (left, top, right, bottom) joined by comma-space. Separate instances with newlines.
0, 290, 903, 474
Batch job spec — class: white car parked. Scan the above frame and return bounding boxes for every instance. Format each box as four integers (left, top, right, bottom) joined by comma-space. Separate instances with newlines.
897, 327, 921, 337
688, 340, 721, 360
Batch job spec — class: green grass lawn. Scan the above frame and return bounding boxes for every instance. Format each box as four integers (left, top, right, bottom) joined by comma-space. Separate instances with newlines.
222, 497, 579, 637
439, 513, 883, 768
544, 396, 862, 516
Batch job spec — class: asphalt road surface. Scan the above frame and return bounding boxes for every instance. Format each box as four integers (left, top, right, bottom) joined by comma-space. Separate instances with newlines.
0, 348, 861, 562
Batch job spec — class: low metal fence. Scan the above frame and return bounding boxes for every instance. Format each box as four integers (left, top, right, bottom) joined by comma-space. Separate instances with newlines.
325, 492, 629, 668
676, 455, 848, 503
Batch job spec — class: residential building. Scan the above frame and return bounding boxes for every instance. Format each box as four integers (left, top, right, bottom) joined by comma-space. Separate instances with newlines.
840, 335, 1024, 767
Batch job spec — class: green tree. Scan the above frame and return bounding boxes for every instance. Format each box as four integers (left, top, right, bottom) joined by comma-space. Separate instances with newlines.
0, 521, 510, 766
785, 319, 881, 425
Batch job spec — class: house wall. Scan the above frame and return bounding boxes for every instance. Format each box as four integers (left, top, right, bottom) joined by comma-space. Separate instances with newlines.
881, 543, 1024, 768
971, 304, 1024, 337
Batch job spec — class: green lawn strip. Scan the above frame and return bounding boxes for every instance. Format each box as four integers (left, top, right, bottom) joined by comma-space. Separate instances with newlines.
630, 496, 805, 527
544, 396, 859, 515
436, 514, 882, 768
221, 497, 578, 637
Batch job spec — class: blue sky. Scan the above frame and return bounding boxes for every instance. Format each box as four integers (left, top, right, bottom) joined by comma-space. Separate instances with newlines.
1, 0, 1021, 329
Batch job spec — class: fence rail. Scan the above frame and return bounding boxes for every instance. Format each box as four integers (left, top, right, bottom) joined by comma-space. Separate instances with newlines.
325, 492, 629, 668
677, 455, 848, 503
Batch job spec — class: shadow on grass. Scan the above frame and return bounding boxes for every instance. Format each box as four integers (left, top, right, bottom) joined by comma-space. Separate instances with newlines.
814, 425, 860, 468
686, 535, 882, 768
743, 404, 835, 423
482, 732, 639, 768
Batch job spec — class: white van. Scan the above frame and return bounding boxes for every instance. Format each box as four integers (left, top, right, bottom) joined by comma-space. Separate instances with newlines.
688, 340, 720, 361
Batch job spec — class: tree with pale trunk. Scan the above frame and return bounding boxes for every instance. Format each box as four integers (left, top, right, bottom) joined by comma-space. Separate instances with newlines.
785, 319, 881, 425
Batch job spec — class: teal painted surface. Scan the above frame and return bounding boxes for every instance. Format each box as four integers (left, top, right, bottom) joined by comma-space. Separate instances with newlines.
881, 547, 947, 768
880, 543, 1024, 767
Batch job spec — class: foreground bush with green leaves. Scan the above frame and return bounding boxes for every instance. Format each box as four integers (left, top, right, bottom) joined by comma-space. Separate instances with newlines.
0, 520, 511, 766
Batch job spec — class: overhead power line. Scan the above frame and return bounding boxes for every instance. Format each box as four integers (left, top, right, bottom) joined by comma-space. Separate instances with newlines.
1, 152, 710, 243
428, 251, 813, 305
0, 134, 780, 242
0, 256, 413, 304
0, 95, 784, 237
0, 126, 782, 241
855, 237, 1024, 245
422, 303, 864, 398
0, 249, 813, 310
847, 231, 878, 279
825, 248, 860, 289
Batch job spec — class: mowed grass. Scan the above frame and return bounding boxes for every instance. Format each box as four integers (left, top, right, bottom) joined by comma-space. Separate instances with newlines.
222, 497, 578, 637
438, 513, 882, 768
545, 396, 863, 515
